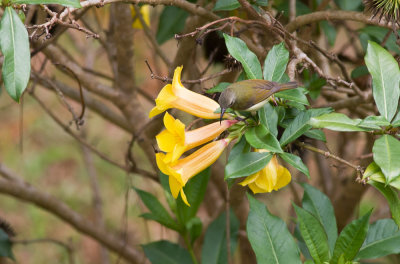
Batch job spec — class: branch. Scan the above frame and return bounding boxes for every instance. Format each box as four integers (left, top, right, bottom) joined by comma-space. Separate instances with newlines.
296, 142, 364, 177
0, 173, 143, 263
286, 10, 398, 33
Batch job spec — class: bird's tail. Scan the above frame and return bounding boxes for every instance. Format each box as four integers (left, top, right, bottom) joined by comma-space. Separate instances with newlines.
279, 81, 298, 91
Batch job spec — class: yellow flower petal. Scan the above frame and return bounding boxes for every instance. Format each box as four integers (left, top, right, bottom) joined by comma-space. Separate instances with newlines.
239, 172, 259, 186
149, 66, 226, 119
180, 189, 190, 206
273, 165, 291, 191
156, 130, 179, 153
169, 175, 181, 199
248, 182, 268, 194
170, 139, 230, 184
156, 153, 171, 175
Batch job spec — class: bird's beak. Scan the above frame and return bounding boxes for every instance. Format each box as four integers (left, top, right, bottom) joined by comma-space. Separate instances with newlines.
220, 108, 226, 125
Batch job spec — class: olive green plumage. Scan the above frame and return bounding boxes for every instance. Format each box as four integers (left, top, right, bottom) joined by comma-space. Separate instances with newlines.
218, 79, 298, 121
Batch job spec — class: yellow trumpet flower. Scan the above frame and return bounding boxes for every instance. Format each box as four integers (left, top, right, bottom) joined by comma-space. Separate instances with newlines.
240, 150, 291, 194
156, 112, 237, 163
149, 67, 224, 119
156, 138, 231, 206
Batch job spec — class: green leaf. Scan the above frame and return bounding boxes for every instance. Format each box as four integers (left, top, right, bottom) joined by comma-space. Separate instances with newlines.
11, 0, 81, 7
275, 88, 309, 106
308, 108, 334, 118
303, 70, 326, 100
368, 181, 400, 228
351, 65, 369, 79
186, 217, 202, 244
135, 188, 181, 231
263, 42, 289, 82
279, 152, 310, 178
228, 136, 251, 162
176, 168, 211, 223
358, 116, 390, 130
223, 34, 262, 80
301, 183, 338, 254
304, 130, 326, 142
156, 6, 188, 44
365, 41, 400, 122
225, 152, 273, 179
0, 230, 14, 260
142, 240, 193, 264
245, 125, 283, 153
258, 103, 278, 137
372, 135, 400, 183
330, 211, 371, 264
356, 219, 400, 260
206, 82, 230, 94
247, 194, 302, 264
293, 204, 331, 264
213, 0, 240, 11
0, 7, 31, 102
320, 21, 336, 46
280, 111, 312, 146
309, 113, 366, 132
201, 210, 239, 264
255, 0, 268, 6
362, 162, 400, 190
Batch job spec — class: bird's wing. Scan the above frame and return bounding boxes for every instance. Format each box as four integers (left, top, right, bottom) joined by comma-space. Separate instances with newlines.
231, 80, 280, 110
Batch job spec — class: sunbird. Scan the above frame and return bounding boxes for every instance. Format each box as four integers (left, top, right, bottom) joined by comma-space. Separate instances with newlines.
218, 79, 298, 123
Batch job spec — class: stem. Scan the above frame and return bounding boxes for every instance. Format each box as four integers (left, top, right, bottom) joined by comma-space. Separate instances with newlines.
183, 234, 198, 264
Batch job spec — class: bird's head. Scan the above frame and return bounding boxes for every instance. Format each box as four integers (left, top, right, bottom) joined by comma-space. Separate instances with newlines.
218, 88, 236, 124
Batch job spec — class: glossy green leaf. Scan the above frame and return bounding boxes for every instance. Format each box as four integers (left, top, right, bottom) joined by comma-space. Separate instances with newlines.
0, 230, 14, 260
308, 107, 334, 118
263, 42, 289, 82
142, 240, 193, 264
11, 0, 81, 7
365, 41, 400, 122
228, 136, 251, 162
255, 0, 268, 6
247, 194, 302, 264
372, 135, 400, 183
358, 116, 390, 130
156, 6, 188, 44
176, 168, 211, 223
368, 181, 400, 228
363, 162, 400, 190
309, 113, 366, 132
304, 130, 326, 142
275, 88, 309, 106
206, 82, 230, 94
301, 183, 338, 254
294, 204, 331, 264
0, 7, 31, 102
135, 188, 180, 231
330, 211, 371, 264
303, 70, 326, 100
258, 103, 278, 137
201, 210, 239, 264
225, 152, 273, 179
245, 125, 283, 153
223, 33, 262, 80
356, 219, 400, 260
279, 152, 310, 178
280, 111, 312, 146
213, 0, 240, 11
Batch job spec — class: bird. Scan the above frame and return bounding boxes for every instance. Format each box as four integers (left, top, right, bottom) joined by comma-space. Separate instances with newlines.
218, 79, 298, 123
